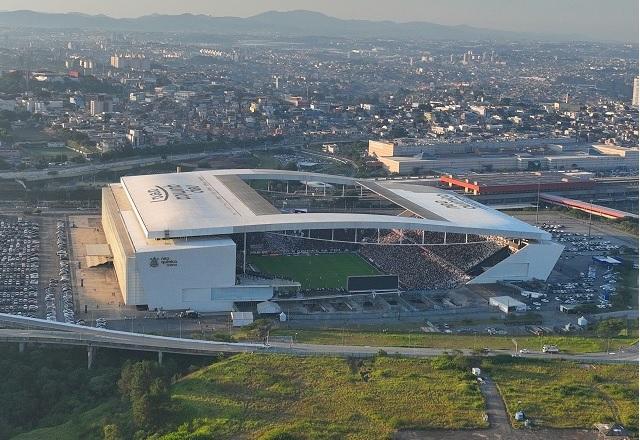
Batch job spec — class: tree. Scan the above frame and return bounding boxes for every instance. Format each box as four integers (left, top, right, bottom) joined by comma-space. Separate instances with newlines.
117, 361, 169, 430
596, 319, 625, 338
245, 319, 273, 343
596, 319, 625, 353
103, 424, 124, 440
282, 161, 298, 171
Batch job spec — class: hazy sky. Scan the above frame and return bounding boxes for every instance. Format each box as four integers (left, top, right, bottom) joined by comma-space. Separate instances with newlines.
2, 0, 638, 42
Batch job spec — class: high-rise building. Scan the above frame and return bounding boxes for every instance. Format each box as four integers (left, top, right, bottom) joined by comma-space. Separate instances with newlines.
632, 76, 639, 107
110, 54, 150, 71
89, 94, 113, 116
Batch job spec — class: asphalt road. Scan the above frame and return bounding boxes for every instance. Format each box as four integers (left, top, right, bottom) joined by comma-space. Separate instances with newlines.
0, 138, 366, 182
0, 325, 636, 364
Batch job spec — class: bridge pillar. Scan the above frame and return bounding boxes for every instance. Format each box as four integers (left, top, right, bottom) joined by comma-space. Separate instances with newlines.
18, 342, 25, 353
158, 351, 163, 365
87, 346, 95, 370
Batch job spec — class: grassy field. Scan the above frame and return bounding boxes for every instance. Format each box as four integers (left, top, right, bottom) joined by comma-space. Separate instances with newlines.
12, 401, 121, 440
11, 352, 638, 439
484, 358, 638, 430
270, 328, 638, 354
20, 145, 81, 159
248, 253, 379, 289
15, 354, 487, 440
163, 354, 487, 439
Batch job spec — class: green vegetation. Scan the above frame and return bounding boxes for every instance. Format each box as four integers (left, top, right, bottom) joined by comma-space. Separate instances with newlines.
1, 345, 214, 440
14, 359, 176, 440
9, 346, 639, 439
12, 401, 122, 440
0, 346, 122, 439
0, 71, 123, 96
248, 253, 379, 289
613, 267, 639, 310
0, 71, 29, 94
20, 146, 81, 162
0, 109, 32, 144
158, 354, 486, 439
14, 352, 487, 440
117, 361, 171, 431
270, 328, 637, 354
484, 357, 638, 430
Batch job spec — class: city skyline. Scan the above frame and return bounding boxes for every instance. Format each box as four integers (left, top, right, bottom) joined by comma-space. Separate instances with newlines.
1, 0, 638, 42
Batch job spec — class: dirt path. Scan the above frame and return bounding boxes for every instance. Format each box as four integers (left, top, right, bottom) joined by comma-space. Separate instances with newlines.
481, 376, 512, 438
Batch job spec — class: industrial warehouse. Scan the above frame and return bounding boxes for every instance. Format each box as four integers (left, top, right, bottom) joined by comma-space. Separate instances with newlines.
102, 169, 563, 312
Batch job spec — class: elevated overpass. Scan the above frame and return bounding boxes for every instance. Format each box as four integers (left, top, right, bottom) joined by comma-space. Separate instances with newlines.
540, 193, 639, 220
0, 314, 636, 369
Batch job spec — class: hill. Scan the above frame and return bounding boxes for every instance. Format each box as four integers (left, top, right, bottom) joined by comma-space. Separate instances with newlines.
14, 353, 487, 439
0, 10, 582, 41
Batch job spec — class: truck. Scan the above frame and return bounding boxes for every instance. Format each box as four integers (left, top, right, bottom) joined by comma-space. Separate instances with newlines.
542, 344, 560, 354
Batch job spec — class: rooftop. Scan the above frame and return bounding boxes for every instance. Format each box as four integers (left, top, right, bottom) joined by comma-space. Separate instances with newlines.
118, 169, 549, 241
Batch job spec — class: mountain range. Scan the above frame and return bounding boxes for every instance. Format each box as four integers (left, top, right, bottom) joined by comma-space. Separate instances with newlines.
0, 10, 593, 42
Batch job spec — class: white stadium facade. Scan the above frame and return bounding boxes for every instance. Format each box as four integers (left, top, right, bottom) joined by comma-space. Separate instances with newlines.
102, 169, 563, 312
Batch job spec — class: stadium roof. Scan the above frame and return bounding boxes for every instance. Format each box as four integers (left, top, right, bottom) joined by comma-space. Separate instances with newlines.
119, 169, 550, 241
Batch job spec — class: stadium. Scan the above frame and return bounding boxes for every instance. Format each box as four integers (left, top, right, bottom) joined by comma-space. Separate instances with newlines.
102, 169, 563, 312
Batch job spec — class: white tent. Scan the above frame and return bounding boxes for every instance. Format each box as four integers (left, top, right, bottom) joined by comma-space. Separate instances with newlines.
257, 301, 282, 315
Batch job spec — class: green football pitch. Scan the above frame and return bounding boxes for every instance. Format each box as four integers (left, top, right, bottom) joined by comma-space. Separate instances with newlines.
248, 253, 380, 289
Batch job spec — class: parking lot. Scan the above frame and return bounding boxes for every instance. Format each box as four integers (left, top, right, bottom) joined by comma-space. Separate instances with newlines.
40, 218, 76, 322
55, 219, 76, 323
0, 217, 40, 317
511, 210, 638, 252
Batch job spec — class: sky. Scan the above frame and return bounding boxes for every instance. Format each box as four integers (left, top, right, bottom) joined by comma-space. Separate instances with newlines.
1, 0, 638, 42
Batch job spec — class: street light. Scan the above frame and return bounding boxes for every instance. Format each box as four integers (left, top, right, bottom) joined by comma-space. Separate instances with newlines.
535, 181, 541, 225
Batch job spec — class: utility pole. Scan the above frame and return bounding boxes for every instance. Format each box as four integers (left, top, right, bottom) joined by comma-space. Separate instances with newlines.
535, 181, 541, 225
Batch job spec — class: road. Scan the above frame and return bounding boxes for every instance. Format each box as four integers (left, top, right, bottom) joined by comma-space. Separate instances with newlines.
0, 328, 262, 356
0, 151, 217, 181
0, 314, 636, 364
0, 138, 366, 182
266, 341, 638, 363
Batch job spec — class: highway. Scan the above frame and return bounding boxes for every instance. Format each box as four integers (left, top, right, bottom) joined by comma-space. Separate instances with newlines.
0, 328, 261, 356
0, 314, 636, 365
0, 151, 227, 181
0, 138, 366, 182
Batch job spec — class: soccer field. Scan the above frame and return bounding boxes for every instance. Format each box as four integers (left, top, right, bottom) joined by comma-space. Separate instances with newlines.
248, 253, 380, 289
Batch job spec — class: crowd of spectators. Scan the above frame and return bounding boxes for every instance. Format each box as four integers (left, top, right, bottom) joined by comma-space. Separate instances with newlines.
428, 239, 510, 272
358, 232, 466, 290
359, 232, 510, 290
253, 232, 357, 256
246, 229, 511, 291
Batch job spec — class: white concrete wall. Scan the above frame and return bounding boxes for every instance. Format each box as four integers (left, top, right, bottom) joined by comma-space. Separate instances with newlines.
133, 240, 240, 310
129, 238, 274, 311
468, 241, 564, 284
